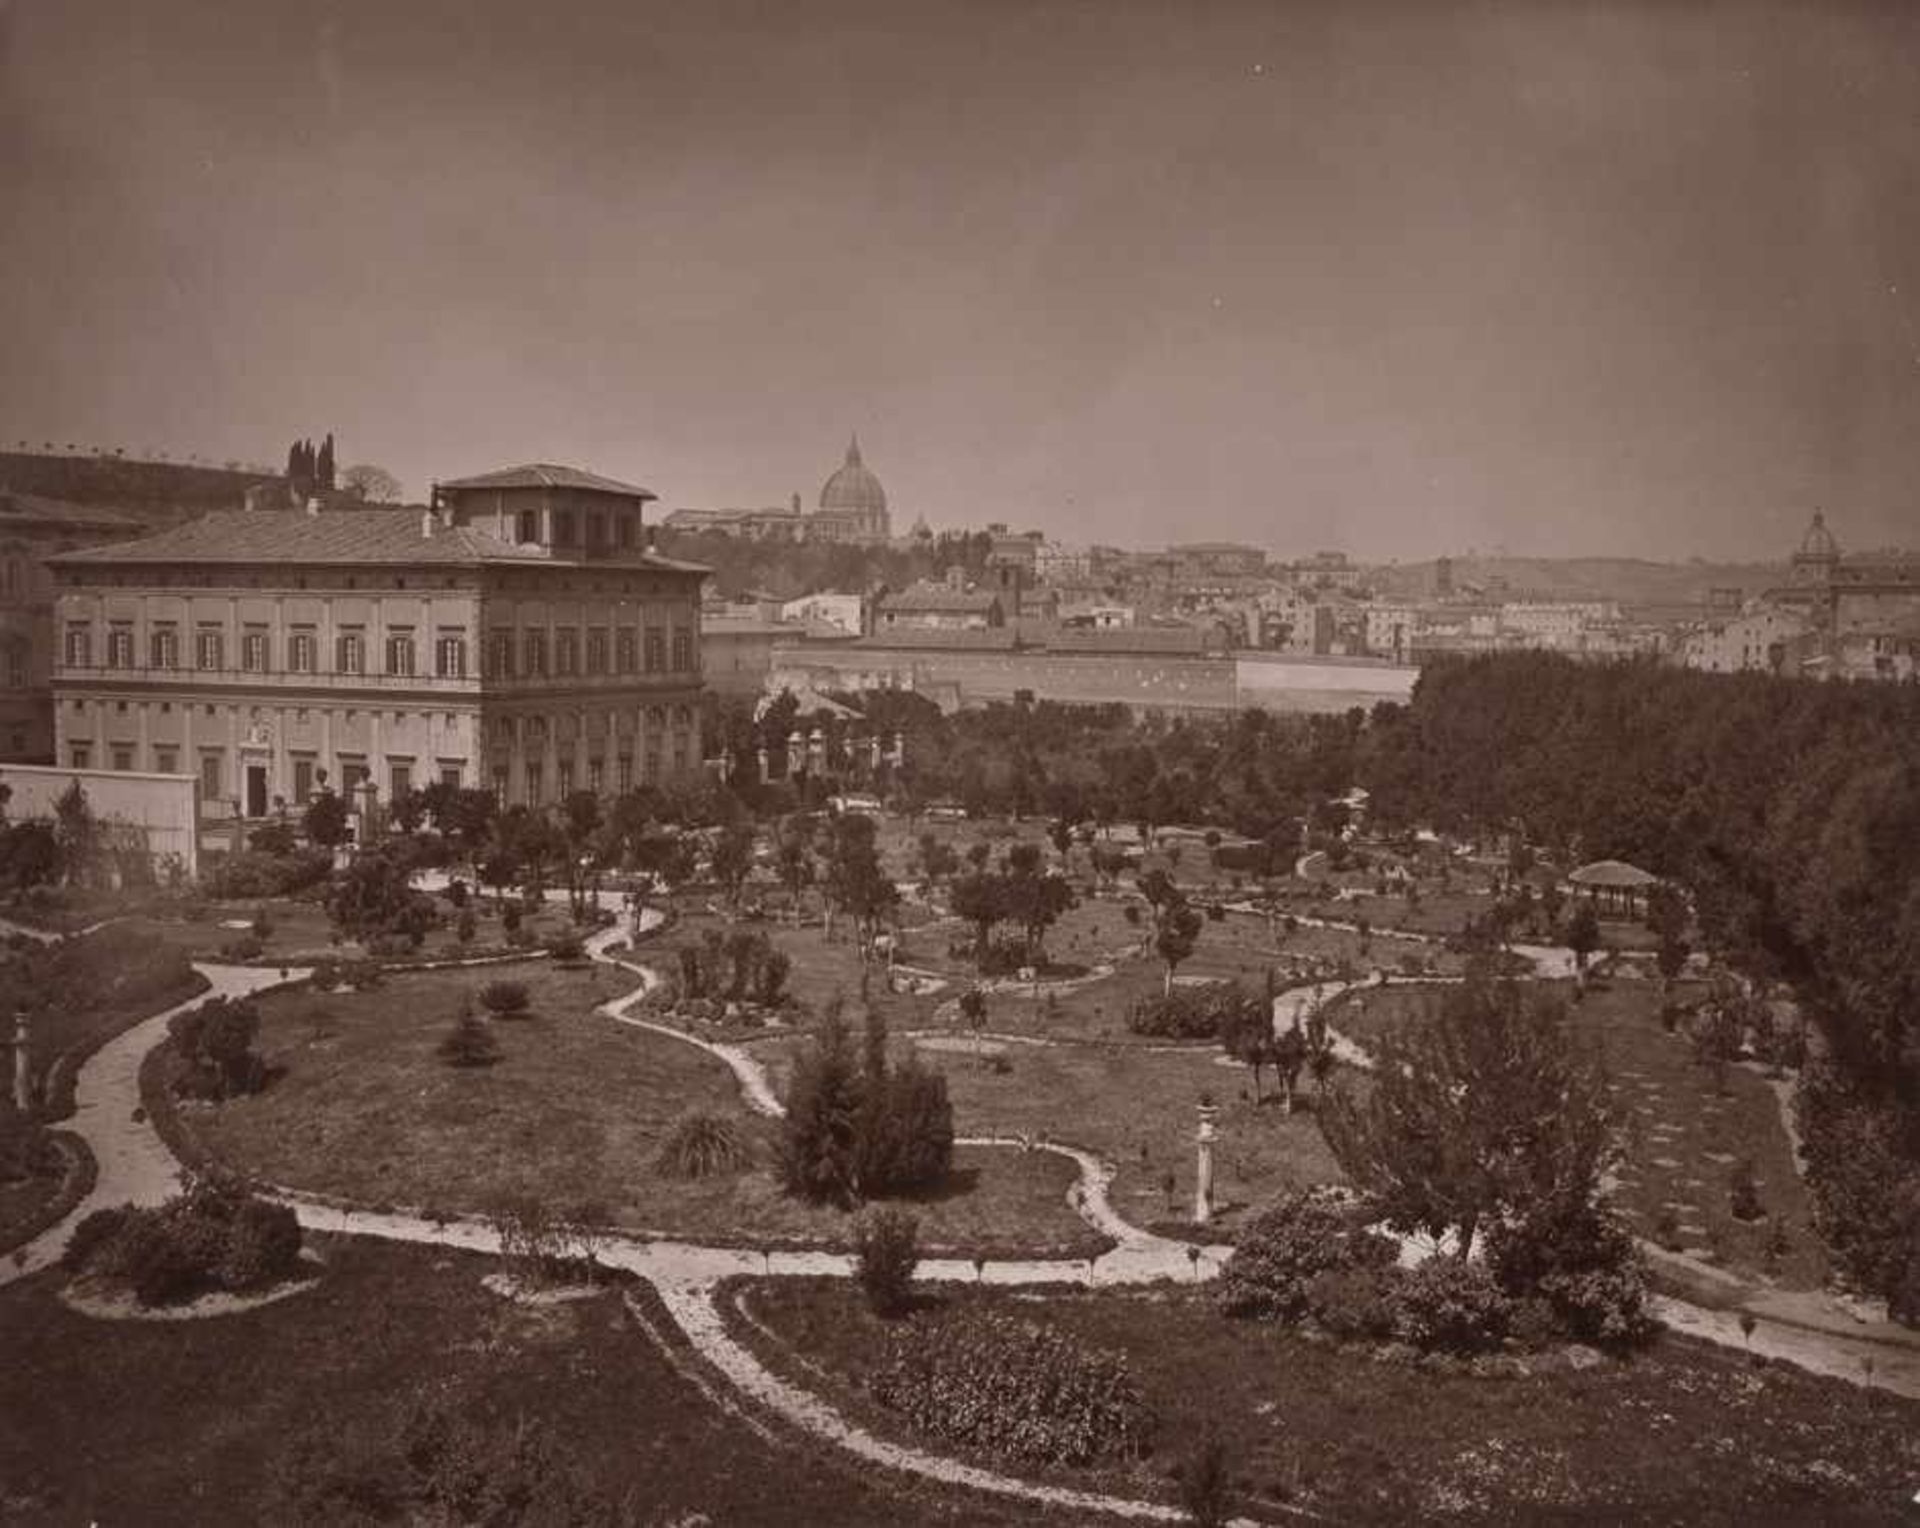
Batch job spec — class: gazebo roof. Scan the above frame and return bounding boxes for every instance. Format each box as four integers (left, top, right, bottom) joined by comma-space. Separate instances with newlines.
1567, 859, 1660, 889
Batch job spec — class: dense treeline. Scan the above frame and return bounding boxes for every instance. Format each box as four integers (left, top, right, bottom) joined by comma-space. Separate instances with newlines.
1361, 654, 1920, 1302
655, 527, 994, 600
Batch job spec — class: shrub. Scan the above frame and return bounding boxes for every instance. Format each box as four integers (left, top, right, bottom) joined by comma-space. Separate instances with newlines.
217, 1197, 303, 1289
455, 909, 476, 945
1172, 1433, 1235, 1528
218, 935, 265, 963
438, 1007, 500, 1068
1217, 1188, 1399, 1322
1486, 1204, 1656, 1347
1304, 1266, 1400, 1341
545, 934, 586, 964
854, 1054, 954, 1198
870, 1310, 1153, 1465
202, 848, 333, 900
61, 1205, 130, 1272
653, 1111, 752, 1179
166, 997, 266, 1099
64, 1179, 303, 1306
0, 1107, 61, 1182
478, 980, 530, 1017
1126, 980, 1254, 1040
854, 1206, 920, 1316
1391, 1257, 1511, 1354
488, 1195, 593, 1287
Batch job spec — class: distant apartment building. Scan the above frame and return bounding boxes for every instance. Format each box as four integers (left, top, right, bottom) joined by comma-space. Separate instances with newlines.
1500, 600, 1619, 645
1034, 540, 1092, 583
49, 465, 707, 821
1169, 542, 1267, 581
1677, 605, 1813, 675
781, 592, 866, 637
874, 577, 1007, 633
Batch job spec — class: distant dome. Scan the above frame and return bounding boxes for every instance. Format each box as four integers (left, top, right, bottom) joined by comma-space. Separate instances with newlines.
1797, 510, 1840, 561
819, 435, 888, 518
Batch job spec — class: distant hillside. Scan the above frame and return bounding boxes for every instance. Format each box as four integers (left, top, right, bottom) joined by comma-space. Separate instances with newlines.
0, 451, 282, 530
1372, 556, 1783, 608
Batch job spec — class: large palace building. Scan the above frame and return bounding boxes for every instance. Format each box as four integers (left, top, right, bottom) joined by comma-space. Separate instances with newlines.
47, 464, 707, 820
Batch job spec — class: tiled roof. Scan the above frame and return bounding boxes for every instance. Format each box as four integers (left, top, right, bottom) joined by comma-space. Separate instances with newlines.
47, 510, 708, 576
436, 463, 657, 499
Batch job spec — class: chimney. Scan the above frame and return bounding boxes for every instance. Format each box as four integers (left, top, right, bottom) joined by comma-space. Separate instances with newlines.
305, 496, 321, 517
420, 509, 435, 539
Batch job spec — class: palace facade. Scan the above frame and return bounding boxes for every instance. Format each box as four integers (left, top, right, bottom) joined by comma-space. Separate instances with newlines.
48, 464, 707, 820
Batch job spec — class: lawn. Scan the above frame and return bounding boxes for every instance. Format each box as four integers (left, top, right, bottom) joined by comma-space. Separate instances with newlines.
114, 889, 582, 966
0, 1239, 1009, 1526
751, 1027, 1347, 1238
169, 963, 1104, 1258
6, 926, 208, 1113
733, 1278, 1920, 1524
1332, 975, 1825, 1289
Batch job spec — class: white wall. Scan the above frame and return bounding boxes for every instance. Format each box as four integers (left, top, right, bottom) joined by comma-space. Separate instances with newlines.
0, 762, 199, 878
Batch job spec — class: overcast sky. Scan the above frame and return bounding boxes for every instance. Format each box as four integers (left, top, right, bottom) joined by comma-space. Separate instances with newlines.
3, 0, 1918, 559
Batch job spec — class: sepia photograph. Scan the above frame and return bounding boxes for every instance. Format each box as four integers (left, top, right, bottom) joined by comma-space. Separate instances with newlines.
2, 0, 1919, 1521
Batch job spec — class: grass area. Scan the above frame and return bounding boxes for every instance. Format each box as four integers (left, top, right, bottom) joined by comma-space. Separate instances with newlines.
0, 1239, 1003, 1526
735, 1277, 1920, 1523
172, 963, 1104, 1258
115, 891, 581, 966
667, 908, 947, 1027
753, 1028, 1346, 1236
0, 1131, 93, 1255
1333, 975, 1825, 1290
8, 928, 209, 1115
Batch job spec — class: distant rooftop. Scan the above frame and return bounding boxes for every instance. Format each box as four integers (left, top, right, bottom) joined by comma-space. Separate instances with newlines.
437, 463, 657, 499
48, 509, 706, 573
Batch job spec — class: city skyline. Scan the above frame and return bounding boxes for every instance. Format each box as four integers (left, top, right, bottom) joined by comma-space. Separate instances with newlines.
5, 1, 1920, 561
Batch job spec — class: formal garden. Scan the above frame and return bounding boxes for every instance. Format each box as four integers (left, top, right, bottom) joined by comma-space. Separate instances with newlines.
5, 664, 1920, 1522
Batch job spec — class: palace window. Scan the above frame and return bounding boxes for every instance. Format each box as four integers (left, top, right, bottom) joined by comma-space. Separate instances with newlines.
671, 629, 693, 672
556, 762, 574, 798
196, 628, 224, 670
488, 631, 514, 679
553, 510, 576, 547
201, 751, 222, 798
435, 634, 468, 678
155, 748, 178, 775
615, 628, 637, 673
292, 757, 314, 804
643, 627, 664, 673
386, 632, 415, 677
587, 758, 604, 794
112, 747, 133, 772
523, 630, 548, 677
616, 755, 633, 793
337, 632, 366, 675
242, 630, 269, 672
585, 628, 608, 675
524, 762, 544, 805
70, 744, 90, 770
4, 640, 26, 688
288, 630, 315, 673
517, 509, 538, 544
555, 628, 579, 677
389, 761, 412, 799
617, 514, 636, 550
106, 626, 133, 667
64, 624, 91, 668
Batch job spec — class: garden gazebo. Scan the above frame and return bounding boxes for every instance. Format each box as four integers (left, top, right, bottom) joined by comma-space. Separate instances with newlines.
1566, 859, 1660, 920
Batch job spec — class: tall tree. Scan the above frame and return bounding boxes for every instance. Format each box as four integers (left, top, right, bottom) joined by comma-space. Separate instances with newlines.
316, 431, 336, 489
1320, 970, 1616, 1261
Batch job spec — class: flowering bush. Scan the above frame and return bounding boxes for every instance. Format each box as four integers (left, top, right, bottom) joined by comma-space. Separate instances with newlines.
1390, 1257, 1511, 1354
64, 1178, 302, 1306
870, 1310, 1153, 1465
1217, 1187, 1398, 1322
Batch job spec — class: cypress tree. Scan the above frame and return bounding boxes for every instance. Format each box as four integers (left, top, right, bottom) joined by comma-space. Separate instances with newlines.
778, 1000, 861, 1207
317, 432, 336, 489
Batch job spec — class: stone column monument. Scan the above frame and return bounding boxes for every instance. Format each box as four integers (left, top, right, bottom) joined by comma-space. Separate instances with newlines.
12, 1010, 31, 1113
1194, 1099, 1218, 1224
